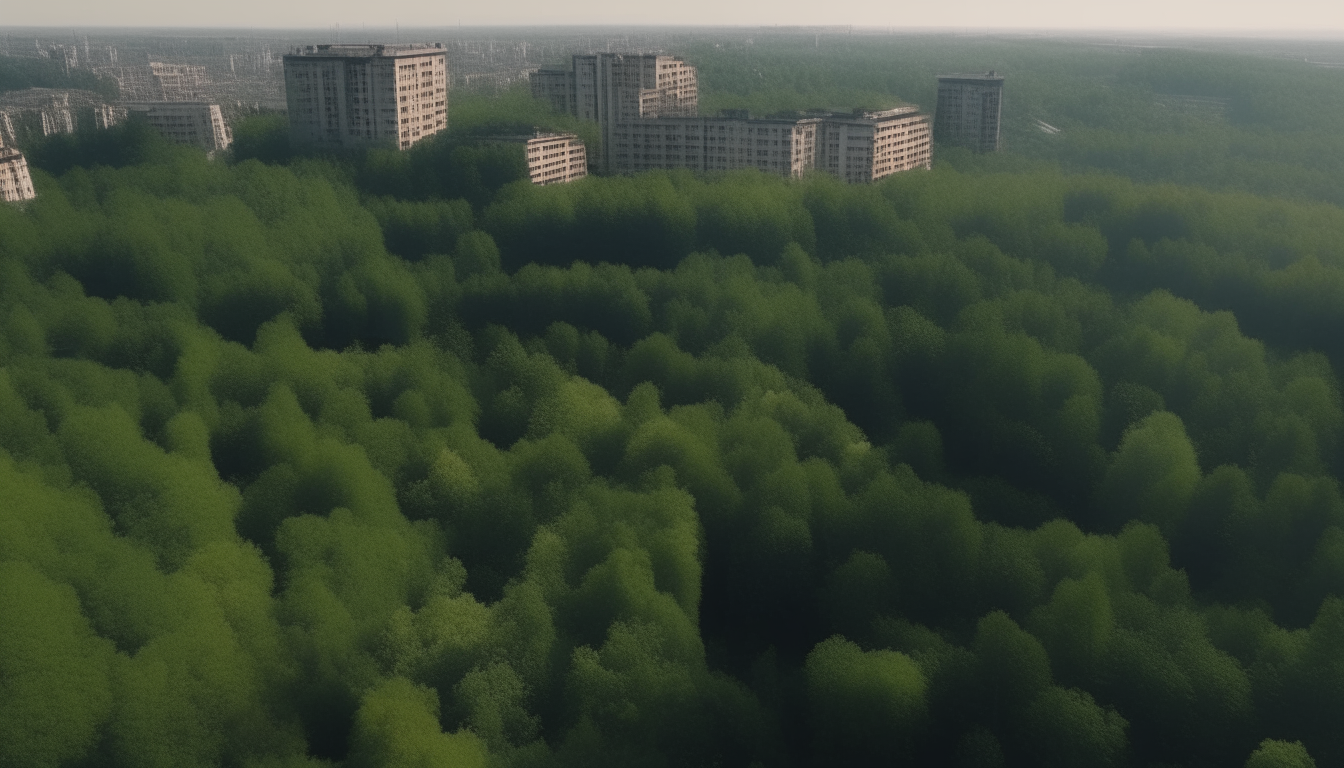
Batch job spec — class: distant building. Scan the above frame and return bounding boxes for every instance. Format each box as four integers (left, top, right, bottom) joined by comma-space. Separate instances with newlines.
39, 94, 75, 136
477, 131, 588, 186
93, 104, 125, 130
610, 114, 816, 178
125, 102, 232, 151
531, 53, 697, 172
0, 89, 106, 145
531, 66, 574, 116
816, 107, 932, 183
608, 107, 930, 182
533, 52, 929, 183
150, 62, 210, 101
283, 43, 448, 151
525, 132, 587, 185
0, 147, 36, 203
934, 72, 1004, 152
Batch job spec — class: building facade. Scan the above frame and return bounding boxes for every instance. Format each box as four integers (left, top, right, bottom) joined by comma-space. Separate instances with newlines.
610, 115, 816, 177
818, 107, 933, 183
149, 62, 210, 101
125, 102, 232, 151
93, 104, 125, 130
283, 44, 448, 151
607, 107, 931, 182
531, 66, 574, 116
530, 53, 697, 172
533, 52, 929, 183
934, 72, 1004, 152
0, 147, 36, 203
526, 132, 587, 185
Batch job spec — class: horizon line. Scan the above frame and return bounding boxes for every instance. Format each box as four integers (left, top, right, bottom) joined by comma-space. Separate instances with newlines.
2, 24, 1343, 39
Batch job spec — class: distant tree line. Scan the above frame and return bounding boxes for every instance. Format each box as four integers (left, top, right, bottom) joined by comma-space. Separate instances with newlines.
687, 35, 1344, 208
0, 55, 119, 101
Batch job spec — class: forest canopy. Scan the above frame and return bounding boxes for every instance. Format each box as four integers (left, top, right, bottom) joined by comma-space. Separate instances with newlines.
3, 34, 1344, 768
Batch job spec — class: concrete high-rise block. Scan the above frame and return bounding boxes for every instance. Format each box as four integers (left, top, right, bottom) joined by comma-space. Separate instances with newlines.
530, 53, 697, 172
934, 72, 1004, 152
125, 102, 232, 151
283, 43, 448, 151
0, 147, 36, 203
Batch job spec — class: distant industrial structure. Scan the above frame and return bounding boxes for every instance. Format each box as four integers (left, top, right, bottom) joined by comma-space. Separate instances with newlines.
531, 53, 931, 183
282, 44, 448, 151
0, 146, 37, 203
934, 72, 1004, 152
125, 102, 232, 151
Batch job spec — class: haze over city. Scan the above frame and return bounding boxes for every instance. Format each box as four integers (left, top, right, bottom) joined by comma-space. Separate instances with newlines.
4, 0, 1343, 34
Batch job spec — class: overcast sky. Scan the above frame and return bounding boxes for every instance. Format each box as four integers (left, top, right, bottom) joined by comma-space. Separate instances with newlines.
3, 0, 1342, 35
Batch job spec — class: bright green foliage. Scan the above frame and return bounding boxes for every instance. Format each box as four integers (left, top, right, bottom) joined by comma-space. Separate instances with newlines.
1021, 686, 1128, 767
347, 678, 488, 768
1099, 411, 1201, 534
0, 560, 115, 768
1246, 739, 1317, 768
6, 53, 1344, 766
805, 636, 927, 765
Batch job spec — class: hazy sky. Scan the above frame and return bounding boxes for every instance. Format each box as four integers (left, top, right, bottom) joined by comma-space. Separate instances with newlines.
4, 0, 1342, 34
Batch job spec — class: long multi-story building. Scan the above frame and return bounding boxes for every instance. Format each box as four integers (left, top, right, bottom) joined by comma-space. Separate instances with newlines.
476, 131, 589, 186
531, 53, 697, 172
0, 146, 36, 203
525, 132, 588, 185
283, 43, 448, 151
125, 102, 232, 151
533, 53, 930, 183
816, 107, 933, 183
608, 107, 931, 182
610, 114, 816, 178
934, 71, 1004, 152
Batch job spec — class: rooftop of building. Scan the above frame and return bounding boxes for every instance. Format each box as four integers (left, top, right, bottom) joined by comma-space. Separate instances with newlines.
861, 105, 921, 119
717, 105, 922, 123
937, 71, 1005, 82
125, 101, 219, 108
0, 88, 107, 110
475, 130, 583, 143
285, 43, 445, 59
574, 52, 686, 60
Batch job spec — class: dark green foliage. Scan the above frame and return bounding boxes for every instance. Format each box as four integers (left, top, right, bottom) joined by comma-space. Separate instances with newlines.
7, 41, 1344, 768
0, 55, 119, 100
229, 113, 294, 165
1246, 739, 1317, 768
686, 35, 1344, 207
26, 117, 180, 175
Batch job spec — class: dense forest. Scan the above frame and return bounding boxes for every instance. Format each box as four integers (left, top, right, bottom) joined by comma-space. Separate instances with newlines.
0, 55, 119, 101
685, 35, 1344, 207
3, 34, 1344, 768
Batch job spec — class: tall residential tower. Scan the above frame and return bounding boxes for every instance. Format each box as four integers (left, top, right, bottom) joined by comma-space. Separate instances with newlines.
0, 146, 36, 203
531, 53, 697, 172
934, 72, 1004, 152
283, 44, 448, 151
